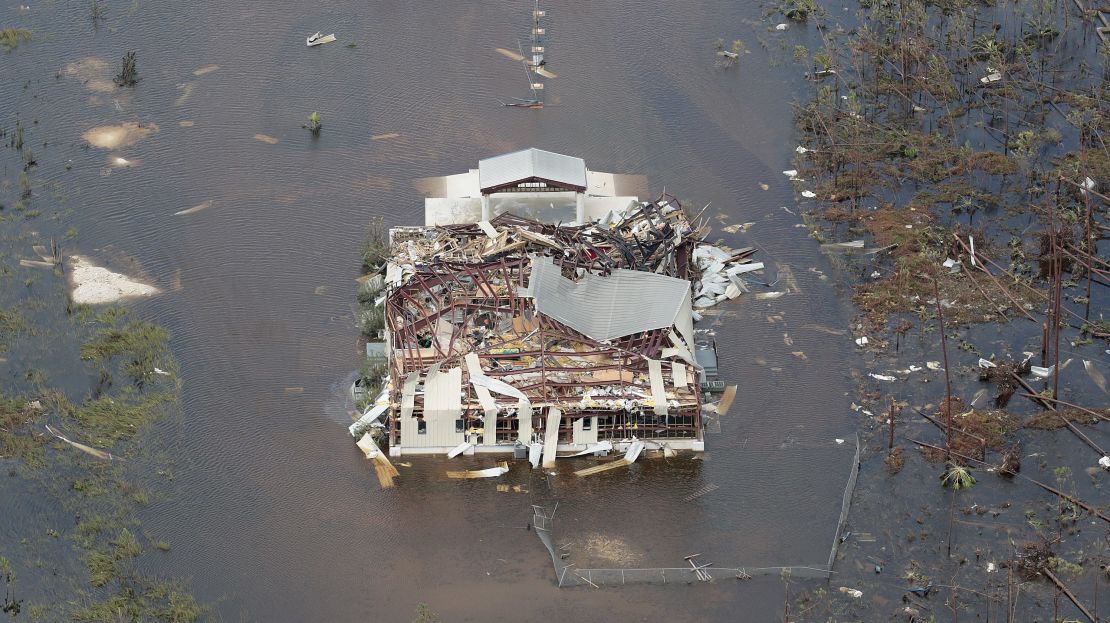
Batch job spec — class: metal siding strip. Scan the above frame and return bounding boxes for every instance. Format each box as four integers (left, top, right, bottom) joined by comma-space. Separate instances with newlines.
542, 407, 561, 468
647, 359, 668, 415
672, 362, 688, 388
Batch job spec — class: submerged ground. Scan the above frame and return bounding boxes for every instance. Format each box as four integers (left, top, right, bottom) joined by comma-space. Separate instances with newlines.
0, 0, 1106, 620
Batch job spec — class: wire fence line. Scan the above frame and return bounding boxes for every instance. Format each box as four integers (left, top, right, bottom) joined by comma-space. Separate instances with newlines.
531, 435, 862, 588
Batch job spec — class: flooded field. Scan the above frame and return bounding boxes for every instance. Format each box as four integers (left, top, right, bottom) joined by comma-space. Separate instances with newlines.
2, 0, 1106, 620
1, 0, 863, 620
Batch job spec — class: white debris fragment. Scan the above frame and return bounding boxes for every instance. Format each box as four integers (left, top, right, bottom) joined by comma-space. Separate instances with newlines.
795, 145, 808, 154
908, 365, 923, 372
1080, 176, 1096, 196
1030, 365, 1055, 379
980, 71, 1002, 84
870, 271, 881, 278
153, 367, 170, 376
978, 358, 997, 369
838, 587, 863, 598
782, 169, 798, 178
942, 257, 961, 273
1098, 456, 1110, 470
775, 23, 789, 30
801, 190, 817, 198
869, 373, 896, 382
835, 438, 845, 444
987, 562, 997, 573
926, 361, 942, 370
855, 336, 869, 346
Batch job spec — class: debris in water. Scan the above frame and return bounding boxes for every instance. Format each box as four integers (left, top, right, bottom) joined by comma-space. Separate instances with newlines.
800, 190, 816, 198
775, 23, 789, 30
306, 32, 337, 47
175, 200, 214, 216
838, 587, 862, 598
1083, 360, 1107, 394
153, 367, 170, 376
756, 291, 784, 300
782, 169, 799, 178
446, 462, 510, 479
45, 424, 115, 461
1029, 365, 1054, 379
109, 155, 137, 168
82, 121, 158, 149
192, 64, 219, 76
1100, 456, 1110, 470
795, 145, 808, 153
372, 133, 400, 140
253, 134, 279, 144
869, 372, 896, 381
68, 255, 160, 305
926, 361, 942, 370
978, 358, 996, 369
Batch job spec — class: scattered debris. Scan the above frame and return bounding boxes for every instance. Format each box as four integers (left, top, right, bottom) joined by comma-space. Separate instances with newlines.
869, 373, 896, 382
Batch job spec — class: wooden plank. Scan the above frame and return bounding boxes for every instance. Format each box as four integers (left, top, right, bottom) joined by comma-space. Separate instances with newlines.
717, 385, 738, 417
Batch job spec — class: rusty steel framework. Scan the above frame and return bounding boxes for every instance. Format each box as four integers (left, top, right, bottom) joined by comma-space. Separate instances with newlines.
385, 196, 709, 449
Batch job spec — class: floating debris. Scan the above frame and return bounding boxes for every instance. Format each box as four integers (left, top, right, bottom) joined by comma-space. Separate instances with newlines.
869, 373, 896, 382
306, 32, 337, 47
192, 64, 219, 76
371, 132, 400, 141
253, 133, 279, 144
175, 200, 214, 216
446, 461, 510, 479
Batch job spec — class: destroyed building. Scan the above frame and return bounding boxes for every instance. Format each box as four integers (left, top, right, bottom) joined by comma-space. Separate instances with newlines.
352, 149, 757, 460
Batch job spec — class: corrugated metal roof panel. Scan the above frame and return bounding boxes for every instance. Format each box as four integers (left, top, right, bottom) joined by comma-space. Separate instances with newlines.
529, 255, 692, 341
478, 148, 587, 193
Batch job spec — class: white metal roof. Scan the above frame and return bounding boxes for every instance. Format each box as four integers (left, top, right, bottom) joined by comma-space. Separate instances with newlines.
528, 255, 693, 342
478, 148, 587, 194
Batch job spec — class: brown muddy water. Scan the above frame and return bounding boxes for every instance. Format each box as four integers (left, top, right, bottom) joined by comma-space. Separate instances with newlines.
1, 0, 866, 620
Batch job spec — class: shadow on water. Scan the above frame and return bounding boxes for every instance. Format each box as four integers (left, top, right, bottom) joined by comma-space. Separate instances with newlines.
1, 0, 861, 619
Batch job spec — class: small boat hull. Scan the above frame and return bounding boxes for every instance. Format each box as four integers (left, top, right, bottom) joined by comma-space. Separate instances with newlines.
307, 33, 337, 47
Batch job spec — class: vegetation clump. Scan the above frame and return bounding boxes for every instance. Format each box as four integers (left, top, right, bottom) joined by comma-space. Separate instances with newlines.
114, 50, 139, 87
0, 28, 31, 53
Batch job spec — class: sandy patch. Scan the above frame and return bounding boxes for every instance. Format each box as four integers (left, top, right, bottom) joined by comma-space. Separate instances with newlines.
69, 255, 160, 305
192, 64, 219, 76
174, 82, 195, 107
82, 122, 158, 149
580, 533, 643, 566
65, 57, 116, 92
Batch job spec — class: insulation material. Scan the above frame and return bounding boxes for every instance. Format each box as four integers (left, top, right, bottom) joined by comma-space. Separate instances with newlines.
672, 362, 689, 388
647, 359, 668, 416
464, 353, 498, 419
518, 399, 533, 443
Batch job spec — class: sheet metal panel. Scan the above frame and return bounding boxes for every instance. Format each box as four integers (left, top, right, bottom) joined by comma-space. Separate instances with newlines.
529, 255, 692, 341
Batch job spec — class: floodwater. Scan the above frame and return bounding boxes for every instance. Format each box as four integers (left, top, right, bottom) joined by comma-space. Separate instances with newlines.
3, 0, 862, 619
